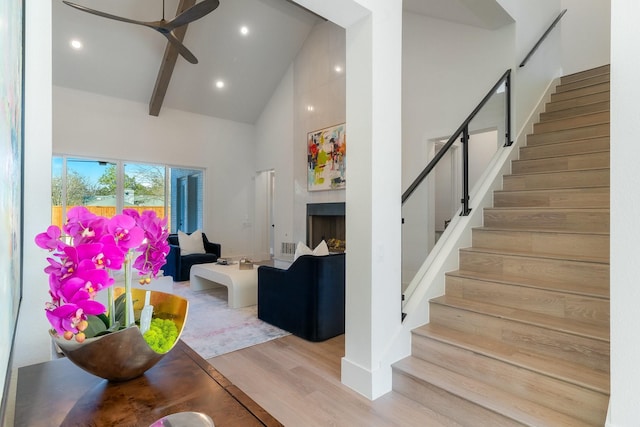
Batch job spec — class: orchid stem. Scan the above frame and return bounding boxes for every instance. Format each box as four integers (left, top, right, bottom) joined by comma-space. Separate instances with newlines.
107, 286, 114, 328
124, 252, 134, 327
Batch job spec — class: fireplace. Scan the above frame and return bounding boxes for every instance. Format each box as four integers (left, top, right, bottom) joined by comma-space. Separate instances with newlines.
307, 202, 345, 252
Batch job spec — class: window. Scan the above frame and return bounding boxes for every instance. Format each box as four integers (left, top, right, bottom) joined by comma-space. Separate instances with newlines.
170, 168, 203, 233
51, 156, 203, 233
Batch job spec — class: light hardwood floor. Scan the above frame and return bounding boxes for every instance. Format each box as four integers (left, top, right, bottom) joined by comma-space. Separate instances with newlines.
209, 334, 460, 426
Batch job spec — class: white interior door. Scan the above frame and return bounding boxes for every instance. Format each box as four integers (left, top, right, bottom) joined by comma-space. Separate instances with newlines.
254, 170, 274, 261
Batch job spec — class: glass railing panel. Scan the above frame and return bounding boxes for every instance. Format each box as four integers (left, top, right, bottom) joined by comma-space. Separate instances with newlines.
467, 86, 507, 197
401, 139, 459, 294
401, 70, 510, 314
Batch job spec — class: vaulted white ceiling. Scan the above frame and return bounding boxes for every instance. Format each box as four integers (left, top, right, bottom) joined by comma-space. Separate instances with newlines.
52, 0, 512, 124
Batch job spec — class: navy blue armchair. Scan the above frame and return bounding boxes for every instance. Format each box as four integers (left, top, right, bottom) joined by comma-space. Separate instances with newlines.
257, 253, 345, 342
163, 233, 221, 281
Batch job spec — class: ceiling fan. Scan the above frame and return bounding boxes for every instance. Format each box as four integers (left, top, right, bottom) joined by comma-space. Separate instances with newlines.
62, 0, 220, 64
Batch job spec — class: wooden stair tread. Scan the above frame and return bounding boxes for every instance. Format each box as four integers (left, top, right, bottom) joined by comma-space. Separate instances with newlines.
518, 148, 609, 162
485, 207, 609, 213
494, 186, 609, 196
430, 295, 609, 342
520, 135, 609, 149
412, 323, 610, 394
526, 132, 610, 147
477, 226, 609, 237
512, 151, 609, 174
515, 149, 609, 160
505, 167, 610, 178
527, 123, 609, 140
560, 65, 609, 84
535, 110, 609, 127
539, 102, 609, 121
545, 91, 610, 113
448, 269, 608, 299
460, 246, 609, 265
393, 357, 592, 426
550, 83, 610, 102
555, 74, 609, 93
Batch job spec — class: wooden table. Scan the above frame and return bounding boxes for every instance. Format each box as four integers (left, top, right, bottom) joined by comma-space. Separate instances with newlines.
15, 340, 283, 427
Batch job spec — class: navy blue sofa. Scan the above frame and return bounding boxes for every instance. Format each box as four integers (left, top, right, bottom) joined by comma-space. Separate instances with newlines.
163, 232, 221, 281
257, 253, 345, 341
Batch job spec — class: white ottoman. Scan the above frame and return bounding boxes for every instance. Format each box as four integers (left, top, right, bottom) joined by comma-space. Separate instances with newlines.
189, 263, 258, 308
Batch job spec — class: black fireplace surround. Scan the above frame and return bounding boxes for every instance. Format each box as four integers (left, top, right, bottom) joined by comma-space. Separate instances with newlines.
306, 202, 345, 252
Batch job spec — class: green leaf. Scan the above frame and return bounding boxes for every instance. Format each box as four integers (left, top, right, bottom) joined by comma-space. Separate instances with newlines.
113, 294, 126, 324
113, 293, 138, 326
84, 315, 108, 338
97, 313, 110, 328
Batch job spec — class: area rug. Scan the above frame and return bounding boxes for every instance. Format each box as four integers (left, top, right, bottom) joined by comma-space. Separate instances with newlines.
171, 281, 289, 359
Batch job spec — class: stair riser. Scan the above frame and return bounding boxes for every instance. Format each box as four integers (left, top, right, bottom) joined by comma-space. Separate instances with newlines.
533, 112, 609, 134
494, 188, 609, 208
392, 371, 524, 427
540, 102, 609, 122
429, 303, 610, 372
545, 91, 609, 113
446, 275, 610, 325
503, 169, 609, 191
458, 250, 609, 291
512, 152, 609, 174
411, 335, 608, 424
556, 74, 610, 93
527, 124, 609, 146
519, 138, 609, 160
551, 83, 610, 102
472, 229, 609, 260
560, 66, 610, 85
483, 209, 610, 232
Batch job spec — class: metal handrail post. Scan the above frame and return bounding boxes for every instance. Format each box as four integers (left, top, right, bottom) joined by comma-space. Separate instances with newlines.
505, 72, 513, 146
461, 126, 471, 216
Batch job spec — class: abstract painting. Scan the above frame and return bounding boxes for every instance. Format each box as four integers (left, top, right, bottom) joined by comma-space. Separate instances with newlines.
0, 0, 23, 418
307, 123, 346, 191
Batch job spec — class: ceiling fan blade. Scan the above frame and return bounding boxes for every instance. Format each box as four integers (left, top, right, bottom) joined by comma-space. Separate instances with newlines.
164, 0, 220, 30
62, 1, 161, 30
162, 32, 199, 64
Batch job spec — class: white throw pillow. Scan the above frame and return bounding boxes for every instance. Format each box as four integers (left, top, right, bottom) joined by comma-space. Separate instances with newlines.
178, 230, 206, 255
294, 240, 329, 261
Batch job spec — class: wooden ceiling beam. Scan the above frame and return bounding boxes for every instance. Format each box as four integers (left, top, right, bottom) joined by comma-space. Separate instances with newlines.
148, 0, 196, 116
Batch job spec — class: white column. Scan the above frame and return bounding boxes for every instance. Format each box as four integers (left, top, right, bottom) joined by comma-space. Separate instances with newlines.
294, 0, 403, 399
609, 1, 640, 425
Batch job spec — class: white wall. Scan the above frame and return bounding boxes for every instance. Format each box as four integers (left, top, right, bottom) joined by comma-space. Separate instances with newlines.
254, 65, 296, 257
292, 21, 347, 245
53, 86, 256, 258
254, 20, 346, 257
609, 1, 640, 424
12, 0, 54, 376
402, 12, 514, 188
498, 0, 562, 139
561, 0, 610, 76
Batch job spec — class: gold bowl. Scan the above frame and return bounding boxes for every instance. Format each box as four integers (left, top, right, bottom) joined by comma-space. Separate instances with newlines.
50, 288, 189, 382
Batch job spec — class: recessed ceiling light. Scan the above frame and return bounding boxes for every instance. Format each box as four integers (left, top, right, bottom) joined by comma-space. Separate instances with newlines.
240, 26, 249, 36
215, 80, 225, 89
307, 105, 314, 112
70, 39, 83, 50
334, 65, 343, 73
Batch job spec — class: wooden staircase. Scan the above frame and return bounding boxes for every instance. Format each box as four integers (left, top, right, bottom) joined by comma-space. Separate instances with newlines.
392, 65, 610, 426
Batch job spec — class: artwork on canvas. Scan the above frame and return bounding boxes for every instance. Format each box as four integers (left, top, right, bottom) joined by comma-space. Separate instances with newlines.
307, 123, 346, 191
0, 0, 23, 415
